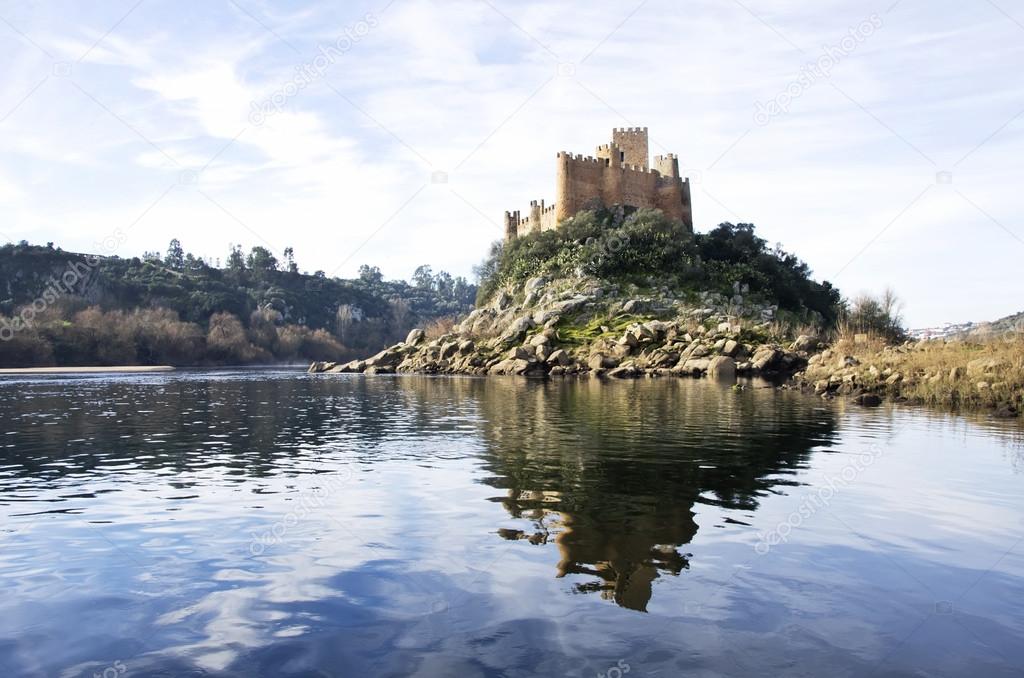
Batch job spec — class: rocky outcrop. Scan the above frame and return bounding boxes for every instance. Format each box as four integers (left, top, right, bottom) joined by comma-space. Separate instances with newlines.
310, 275, 806, 382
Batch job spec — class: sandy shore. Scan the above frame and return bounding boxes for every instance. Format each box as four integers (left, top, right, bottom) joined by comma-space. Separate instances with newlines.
0, 366, 175, 375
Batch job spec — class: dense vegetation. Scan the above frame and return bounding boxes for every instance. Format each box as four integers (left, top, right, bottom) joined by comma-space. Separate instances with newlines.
0, 240, 475, 367
476, 208, 842, 324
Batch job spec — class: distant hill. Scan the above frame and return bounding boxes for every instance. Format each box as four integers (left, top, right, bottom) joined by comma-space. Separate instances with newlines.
910, 310, 1024, 341
0, 240, 475, 367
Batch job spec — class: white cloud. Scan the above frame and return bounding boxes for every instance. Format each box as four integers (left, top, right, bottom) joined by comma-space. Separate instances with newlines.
0, 0, 1021, 326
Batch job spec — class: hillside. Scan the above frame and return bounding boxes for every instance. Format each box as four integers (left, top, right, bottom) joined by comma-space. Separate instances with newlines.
0, 241, 475, 367
311, 209, 841, 379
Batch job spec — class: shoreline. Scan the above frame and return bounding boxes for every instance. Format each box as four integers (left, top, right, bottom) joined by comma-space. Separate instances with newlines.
0, 366, 175, 375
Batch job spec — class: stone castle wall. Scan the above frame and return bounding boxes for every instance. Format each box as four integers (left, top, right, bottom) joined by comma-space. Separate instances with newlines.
504, 128, 693, 240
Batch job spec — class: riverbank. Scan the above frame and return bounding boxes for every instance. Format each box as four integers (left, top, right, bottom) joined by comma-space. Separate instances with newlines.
791, 334, 1023, 416
308, 273, 1022, 418
0, 366, 175, 375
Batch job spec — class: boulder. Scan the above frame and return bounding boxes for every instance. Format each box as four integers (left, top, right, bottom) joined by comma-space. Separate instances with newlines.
528, 333, 551, 347
792, 335, 820, 352
509, 346, 533, 361
606, 365, 642, 379
405, 328, 426, 346
498, 316, 534, 345
707, 356, 736, 380
588, 353, 617, 370
524, 276, 547, 294
547, 349, 571, 366
677, 358, 711, 376
365, 347, 403, 368
751, 347, 782, 372
854, 393, 883, 407
722, 340, 739, 357
492, 290, 512, 310
439, 341, 459, 359
622, 299, 649, 314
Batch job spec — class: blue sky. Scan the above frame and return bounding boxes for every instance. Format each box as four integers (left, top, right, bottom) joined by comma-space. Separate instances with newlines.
0, 0, 1022, 327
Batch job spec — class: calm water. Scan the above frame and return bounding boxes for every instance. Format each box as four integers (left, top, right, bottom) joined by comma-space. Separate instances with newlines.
0, 370, 1022, 677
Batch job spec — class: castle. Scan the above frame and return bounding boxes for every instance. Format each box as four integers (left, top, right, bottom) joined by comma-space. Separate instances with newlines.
504, 127, 693, 241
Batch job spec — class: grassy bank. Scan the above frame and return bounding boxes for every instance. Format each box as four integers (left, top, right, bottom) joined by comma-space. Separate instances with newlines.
795, 333, 1024, 416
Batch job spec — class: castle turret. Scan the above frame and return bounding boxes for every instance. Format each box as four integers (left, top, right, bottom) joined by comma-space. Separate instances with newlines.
596, 142, 623, 166
529, 200, 542, 234
554, 151, 572, 223
504, 210, 520, 240
653, 154, 679, 179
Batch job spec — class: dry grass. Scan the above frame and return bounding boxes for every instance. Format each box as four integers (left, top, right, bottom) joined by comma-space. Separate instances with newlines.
804, 332, 1024, 412
423, 315, 459, 339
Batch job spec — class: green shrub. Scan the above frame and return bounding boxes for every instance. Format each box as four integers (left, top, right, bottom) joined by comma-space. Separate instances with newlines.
476, 209, 841, 324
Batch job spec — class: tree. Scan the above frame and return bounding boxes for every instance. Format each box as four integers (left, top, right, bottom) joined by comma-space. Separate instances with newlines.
227, 245, 245, 271
845, 288, 906, 343
335, 304, 357, 343
389, 297, 412, 335
246, 246, 278, 274
283, 247, 298, 274
412, 265, 434, 290
358, 264, 383, 285
165, 239, 185, 269
434, 270, 454, 299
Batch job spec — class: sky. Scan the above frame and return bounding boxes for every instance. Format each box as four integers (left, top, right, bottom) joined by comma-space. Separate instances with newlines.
0, 0, 1022, 327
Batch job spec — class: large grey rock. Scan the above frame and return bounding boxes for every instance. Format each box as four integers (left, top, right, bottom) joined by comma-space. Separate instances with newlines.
492, 290, 512, 310
405, 328, 425, 346
528, 333, 551, 347
498, 316, 534, 345
509, 346, 533, 361
524, 276, 547, 294
439, 341, 459, 359
606, 365, 642, 379
793, 335, 820, 352
365, 347, 403, 368
751, 347, 782, 371
707, 355, 736, 379
676, 357, 711, 376
622, 299, 649, 314
547, 349, 571, 366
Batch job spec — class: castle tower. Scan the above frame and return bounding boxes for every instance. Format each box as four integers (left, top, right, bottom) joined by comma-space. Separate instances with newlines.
612, 127, 649, 169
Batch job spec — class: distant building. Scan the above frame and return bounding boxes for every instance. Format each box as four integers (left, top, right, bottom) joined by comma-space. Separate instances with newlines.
504, 127, 693, 241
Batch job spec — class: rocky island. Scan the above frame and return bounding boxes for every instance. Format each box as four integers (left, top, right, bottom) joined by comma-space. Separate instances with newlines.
311, 201, 834, 386
311, 127, 1021, 417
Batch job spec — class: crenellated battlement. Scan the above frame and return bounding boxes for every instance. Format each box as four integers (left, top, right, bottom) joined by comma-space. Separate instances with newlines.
506, 127, 693, 241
